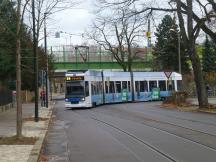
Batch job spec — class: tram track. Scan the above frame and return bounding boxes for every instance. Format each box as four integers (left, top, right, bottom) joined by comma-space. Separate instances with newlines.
87, 108, 216, 151
91, 115, 178, 162
63, 103, 216, 162
93, 106, 216, 136
93, 108, 216, 150
134, 106, 216, 127
73, 110, 178, 162
73, 108, 216, 161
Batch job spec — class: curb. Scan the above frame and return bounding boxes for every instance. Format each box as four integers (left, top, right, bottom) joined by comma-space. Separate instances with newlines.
27, 104, 54, 162
197, 110, 216, 115
27, 130, 47, 162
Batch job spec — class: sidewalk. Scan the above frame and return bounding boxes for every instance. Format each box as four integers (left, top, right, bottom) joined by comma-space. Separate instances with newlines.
187, 97, 216, 105
0, 102, 53, 162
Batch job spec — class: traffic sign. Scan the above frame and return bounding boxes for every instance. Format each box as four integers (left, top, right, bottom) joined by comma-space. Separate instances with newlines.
164, 71, 172, 79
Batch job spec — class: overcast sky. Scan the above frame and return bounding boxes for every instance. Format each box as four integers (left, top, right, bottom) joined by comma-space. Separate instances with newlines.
47, 0, 95, 47
45, 0, 207, 48
46, 0, 151, 48
45, 0, 169, 48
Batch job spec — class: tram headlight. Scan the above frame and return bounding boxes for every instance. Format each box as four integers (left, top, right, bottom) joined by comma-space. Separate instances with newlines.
81, 97, 85, 101
65, 98, 69, 102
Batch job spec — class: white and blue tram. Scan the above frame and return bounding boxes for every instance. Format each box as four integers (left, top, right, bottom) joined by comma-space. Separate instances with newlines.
65, 70, 182, 108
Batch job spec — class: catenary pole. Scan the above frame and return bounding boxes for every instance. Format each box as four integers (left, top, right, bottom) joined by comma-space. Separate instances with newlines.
32, 0, 39, 122
44, 13, 49, 108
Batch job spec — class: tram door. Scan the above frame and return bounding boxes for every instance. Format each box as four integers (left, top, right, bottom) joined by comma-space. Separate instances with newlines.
135, 81, 140, 100
115, 81, 121, 102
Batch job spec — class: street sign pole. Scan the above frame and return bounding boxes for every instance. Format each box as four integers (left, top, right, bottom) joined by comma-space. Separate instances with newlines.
164, 71, 172, 91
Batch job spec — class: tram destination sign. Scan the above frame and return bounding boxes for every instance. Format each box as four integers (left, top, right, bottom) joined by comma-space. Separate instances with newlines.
66, 76, 84, 81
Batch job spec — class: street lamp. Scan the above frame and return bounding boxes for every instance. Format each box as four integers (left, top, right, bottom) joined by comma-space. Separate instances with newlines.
177, 32, 181, 74
32, 0, 39, 122
170, 29, 181, 74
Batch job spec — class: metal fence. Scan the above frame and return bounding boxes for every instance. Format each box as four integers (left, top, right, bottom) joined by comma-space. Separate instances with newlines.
50, 45, 148, 63
185, 88, 216, 97
0, 89, 12, 106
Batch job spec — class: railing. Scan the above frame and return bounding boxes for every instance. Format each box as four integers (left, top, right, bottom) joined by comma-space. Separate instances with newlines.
207, 88, 216, 97
50, 45, 148, 63
185, 88, 216, 97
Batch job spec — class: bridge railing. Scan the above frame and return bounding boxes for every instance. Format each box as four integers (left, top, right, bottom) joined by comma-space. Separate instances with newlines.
50, 45, 148, 63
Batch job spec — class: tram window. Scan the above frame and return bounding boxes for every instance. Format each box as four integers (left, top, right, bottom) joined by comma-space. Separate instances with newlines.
159, 80, 166, 91
177, 80, 182, 91
66, 81, 85, 97
149, 81, 157, 91
98, 82, 101, 94
122, 81, 127, 89
135, 81, 140, 92
109, 81, 115, 93
85, 81, 89, 96
140, 81, 144, 92
95, 82, 98, 95
96, 82, 100, 94
116, 81, 121, 93
91, 82, 96, 95
172, 80, 175, 90
128, 81, 131, 92
167, 80, 174, 91
105, 81, 109, 93
140, 81, 148, 92
144, 81, 148, 92
99, 82, 103, 94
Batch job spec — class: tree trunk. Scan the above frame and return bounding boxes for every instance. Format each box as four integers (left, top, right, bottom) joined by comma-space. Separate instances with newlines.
128, 61, 132, 72
16, 38, 22, 138
187, 0, 208, 108
190, 51, 208, 108
122, 65, 127, 72
16, 0, 22, 139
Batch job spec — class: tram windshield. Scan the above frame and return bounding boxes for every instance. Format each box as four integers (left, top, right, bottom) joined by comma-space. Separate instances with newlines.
66, 81, 85, 98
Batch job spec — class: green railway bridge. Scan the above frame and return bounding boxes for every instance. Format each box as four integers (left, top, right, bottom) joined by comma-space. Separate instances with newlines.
52, 45, 152, 71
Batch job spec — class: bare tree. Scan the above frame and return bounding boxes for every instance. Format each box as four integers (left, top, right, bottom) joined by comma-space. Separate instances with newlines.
176, 0, 208, 107
87, 6, 146, 71
24, 0, 80, 45
14, 0, 34, 139
103, 0, 216, 42
98, 0, 216, 108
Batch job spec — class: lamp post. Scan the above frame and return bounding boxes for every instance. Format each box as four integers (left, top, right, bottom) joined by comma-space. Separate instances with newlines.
44, 12, 49, 108
177, 32, 181, 74
32, 0, 39, 122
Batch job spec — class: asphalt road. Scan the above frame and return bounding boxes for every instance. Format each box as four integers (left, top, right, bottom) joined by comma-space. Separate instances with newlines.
44, 98, 216, 162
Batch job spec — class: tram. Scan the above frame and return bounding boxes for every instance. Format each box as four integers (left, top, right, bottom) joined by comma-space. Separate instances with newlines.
65, 70, 182, 108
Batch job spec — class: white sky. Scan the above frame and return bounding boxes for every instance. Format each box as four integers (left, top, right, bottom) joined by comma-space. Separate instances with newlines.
47, 0, 95, 47
44, 0, 171, 48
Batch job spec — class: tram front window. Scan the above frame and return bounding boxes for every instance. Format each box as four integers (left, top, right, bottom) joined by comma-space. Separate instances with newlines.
66, 81, 85, 98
